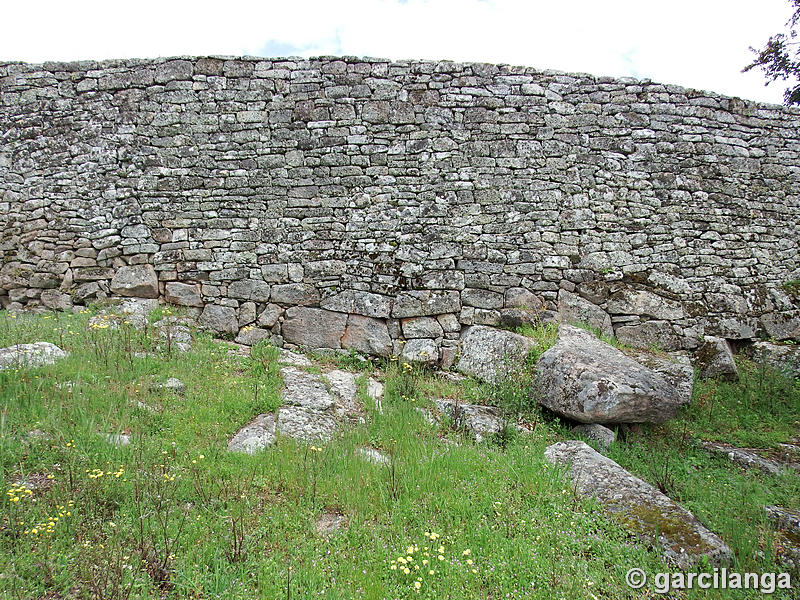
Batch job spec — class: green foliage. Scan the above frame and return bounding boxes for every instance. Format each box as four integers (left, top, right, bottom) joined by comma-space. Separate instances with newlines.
1, 310, 799, 598
744, 0, 800, 105
783, 278, 800, 299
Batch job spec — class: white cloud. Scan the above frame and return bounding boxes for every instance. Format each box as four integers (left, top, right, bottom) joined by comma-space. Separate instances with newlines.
2, 0, 794, 104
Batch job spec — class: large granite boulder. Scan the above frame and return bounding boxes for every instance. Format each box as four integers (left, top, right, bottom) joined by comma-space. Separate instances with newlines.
0, 342, 68, 370
545, 441, 732, 568
535, 325, 689, 424
456, 325, 535, 384
110, 265, 159, 299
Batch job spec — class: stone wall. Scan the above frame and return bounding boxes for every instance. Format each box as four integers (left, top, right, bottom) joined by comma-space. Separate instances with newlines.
1, 56, 799, 362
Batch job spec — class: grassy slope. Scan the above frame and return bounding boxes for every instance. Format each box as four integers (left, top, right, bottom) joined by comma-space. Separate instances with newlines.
0, 309, 797, 599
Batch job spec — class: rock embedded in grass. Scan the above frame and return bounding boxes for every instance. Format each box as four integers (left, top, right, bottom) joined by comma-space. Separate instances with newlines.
544, 440, 732, 569
535, 325, 689, 424
227, 413, 277, 453
702, 441, 800, 475
0, 342, 68, 370
572, 423, 616, 449
456, 325, 535, 384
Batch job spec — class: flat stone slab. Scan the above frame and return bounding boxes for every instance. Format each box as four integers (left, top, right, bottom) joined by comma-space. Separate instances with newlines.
545, 440, 732, 568
277, 406, 338, 442
702, 441, 800, 475
229, 365, 364, 450
228, 413, 276, 454
0, 342, 67, 370
572, 423, 616, 449
432, 398, 508, 442
278, 348, 313, 367
535, 325, 689, 424
356, 446, 390, 465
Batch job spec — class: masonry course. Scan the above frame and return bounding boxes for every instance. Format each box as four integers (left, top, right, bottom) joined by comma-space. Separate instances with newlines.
1, 56, 799, 360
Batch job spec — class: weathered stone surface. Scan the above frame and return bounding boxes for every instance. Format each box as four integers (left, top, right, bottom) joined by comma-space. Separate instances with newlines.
695, 336, 739, 380
607, 289, 684, 320
164, 282, 203, 307
198, 304, 238, 336
765, 505, 800, 572
235, 327, 271, 346
573, 423, 616, 449
702, 441, 800, 475
557, 290, 613, 336
431, 399, 510, 442
280, 366, 337, 411
545, 441, 732, 568
110, 265, 159, 299
228, 413, 276, 453
163, 377, 185, 395
320, 290, 392, 318
118, 298, 160, 329
270, 283, 319, 306
401, 338, 439, 364
341, 314, 392, 357
456, 325, 534, 384
392, 291, 461, 318
0, 342, 68, 370
535, 325, 689, 424
2, 56, 800, 361
278, 348, 313, 367
745, 341, 800, 378
357, 447, 389, 465
624, 349, 694, 408
228, 279, 270, 303
615, 320, 683, 351
40, 290, 73, 311
401, 316, 443, 339
282, 307, 347, 349
277, 406, 337, 442
257, 303, 283, 328
760, 311, 800, 341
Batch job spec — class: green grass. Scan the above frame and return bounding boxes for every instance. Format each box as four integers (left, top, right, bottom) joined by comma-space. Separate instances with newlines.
0, 308, 798, 598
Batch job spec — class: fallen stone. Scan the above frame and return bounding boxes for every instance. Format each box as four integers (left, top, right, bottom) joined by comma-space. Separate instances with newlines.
102, 433, 131, 447
431, 398, 509, 442
282, 306, 347, 349
573, 423, 616, 449
154, 317, 193, 352
367, 378, 384, 413
765, 505, 800, 573
702, 441, 800, 475
227, 413, 276, 453
745, 341, 800, 378
110, 265, 159, 299
624, 349, 694, 408
535, 325, 689, 424
545, 440, 732, 568
163, 377, 185, 395
198, 304, 238, 336
456, 325, 535, 384
557, 289, 613, 337
0, 342, 68, 370
695, 336, 739, 380
278, 348, 313, 367
356, 446, 390, 465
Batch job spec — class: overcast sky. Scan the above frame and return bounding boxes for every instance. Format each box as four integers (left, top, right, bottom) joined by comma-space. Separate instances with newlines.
3, 0, 795, 105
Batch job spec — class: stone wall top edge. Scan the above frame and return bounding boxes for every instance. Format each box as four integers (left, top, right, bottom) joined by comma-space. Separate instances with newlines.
1, 54, 799, 114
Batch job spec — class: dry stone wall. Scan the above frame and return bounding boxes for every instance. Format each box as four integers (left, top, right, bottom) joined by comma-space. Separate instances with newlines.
1, 56, 799, 362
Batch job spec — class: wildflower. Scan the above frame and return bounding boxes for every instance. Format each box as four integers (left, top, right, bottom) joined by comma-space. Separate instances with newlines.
414, 581, 421, 590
